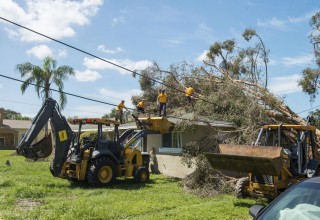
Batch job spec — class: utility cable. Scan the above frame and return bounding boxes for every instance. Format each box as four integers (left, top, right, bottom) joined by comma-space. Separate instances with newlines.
0, 74, 134, 111
0, 16, 220, 108
1, 17, 315, 120
0, 73, 222, 125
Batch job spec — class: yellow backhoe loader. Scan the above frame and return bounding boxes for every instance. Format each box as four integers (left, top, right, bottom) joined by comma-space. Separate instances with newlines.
16, 98, 174, 186
204, 121, 320, 199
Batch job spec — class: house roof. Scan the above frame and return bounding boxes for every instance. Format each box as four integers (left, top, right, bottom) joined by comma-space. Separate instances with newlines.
70, 122, 137, 132
3, 119, 32, 129
167, 113, 236, 128
2, 114, 235, 133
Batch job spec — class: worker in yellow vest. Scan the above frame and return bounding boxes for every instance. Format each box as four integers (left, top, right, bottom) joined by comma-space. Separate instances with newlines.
185, 86, 194, 106
115, 100, 128, 124
157, 89, 168, 117
136, 99, 146, 114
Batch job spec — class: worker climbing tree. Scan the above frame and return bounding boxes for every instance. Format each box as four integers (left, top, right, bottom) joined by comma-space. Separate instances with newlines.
157, 89, 168, 117
115, 100, 128, 124
136, 99, 146, 114
185, 86, 194, 107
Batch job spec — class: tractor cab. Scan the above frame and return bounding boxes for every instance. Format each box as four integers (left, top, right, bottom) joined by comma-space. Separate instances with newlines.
68, 118, 122, 164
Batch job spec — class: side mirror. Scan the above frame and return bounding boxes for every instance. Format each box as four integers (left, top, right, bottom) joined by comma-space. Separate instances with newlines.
249, 205, 265, 218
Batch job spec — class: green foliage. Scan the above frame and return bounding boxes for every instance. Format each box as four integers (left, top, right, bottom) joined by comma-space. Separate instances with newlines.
80, 131, 98, 141
15, 56, 74, 109
299, 12, 320, 100
0, 150, 261, 219
308, 109, 320, 128
298, 67, 320, 102
4, 109, 31, 120
310, 12, 320, 30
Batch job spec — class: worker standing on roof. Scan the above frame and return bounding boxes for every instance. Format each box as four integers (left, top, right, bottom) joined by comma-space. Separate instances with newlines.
115, 100, 128, 124
185, 86, 194, 107
157, 89, 168, 117
136, 99, 146, 114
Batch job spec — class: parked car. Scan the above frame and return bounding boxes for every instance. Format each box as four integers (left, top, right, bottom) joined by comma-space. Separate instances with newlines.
249, 176, 320, 219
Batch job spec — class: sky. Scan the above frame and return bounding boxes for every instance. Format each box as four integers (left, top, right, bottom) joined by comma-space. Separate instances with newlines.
0, 0, 320, 119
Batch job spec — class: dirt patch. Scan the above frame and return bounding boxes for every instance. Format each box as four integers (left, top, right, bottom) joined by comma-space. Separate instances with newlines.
16, 199, 42, 210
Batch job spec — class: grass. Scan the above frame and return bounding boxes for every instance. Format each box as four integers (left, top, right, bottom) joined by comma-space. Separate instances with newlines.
0, 150, 264, 219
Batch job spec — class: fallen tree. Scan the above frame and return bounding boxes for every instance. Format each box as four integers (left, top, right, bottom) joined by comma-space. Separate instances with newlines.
134, 24, 320, 196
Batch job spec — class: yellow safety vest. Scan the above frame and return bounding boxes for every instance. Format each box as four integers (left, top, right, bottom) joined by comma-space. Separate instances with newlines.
158, 93, 167, 103
185, 87, 194, 97
116, 102, 126, 111
137, 101, 145, 108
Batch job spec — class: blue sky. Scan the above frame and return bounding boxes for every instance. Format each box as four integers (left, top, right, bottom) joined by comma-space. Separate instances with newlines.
0, 0, 319, 119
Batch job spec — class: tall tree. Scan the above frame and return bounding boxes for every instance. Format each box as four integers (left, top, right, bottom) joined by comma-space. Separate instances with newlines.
242, 28, 269, 88
16, 56, 74, 109
298, 12, 320, 101
16, 56, 74, 134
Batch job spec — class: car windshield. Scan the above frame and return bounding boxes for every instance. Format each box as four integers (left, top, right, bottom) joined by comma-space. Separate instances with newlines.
260, 181, 320, 220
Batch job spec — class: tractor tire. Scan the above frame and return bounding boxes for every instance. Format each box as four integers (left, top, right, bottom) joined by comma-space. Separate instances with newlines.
134, 167, 150, 183
87, 157, 116, 187
235, 177, 249, 198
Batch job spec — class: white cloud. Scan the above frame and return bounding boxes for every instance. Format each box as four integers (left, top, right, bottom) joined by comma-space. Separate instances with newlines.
99, 88, 142, 107
26, 45, 68, 59
268, 74, 301, 94
195, 50, 208, 62
112, 16, 126, 26
257, 17, 286, 29
288, 10, 316, 23
280, 54, 313, 67
0, 0, 103, 42
26, 44, 53, 59
268, 59, 279, 66
83, 57, 153, 74
0, 84, 2, 88
97, 45, 124, 54
195, 23, 215, 42
111, 10, 127, 26
257, 10, 316, 30
57, 49, 67, 58
75, 69, 102, 82
164, 39, 183, 45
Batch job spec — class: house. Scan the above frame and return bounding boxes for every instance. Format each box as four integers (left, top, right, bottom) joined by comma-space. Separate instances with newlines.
135, 114, 236, 178
0, 108, 48, 150
1, 108, 236, 179
72, 114, 236, 179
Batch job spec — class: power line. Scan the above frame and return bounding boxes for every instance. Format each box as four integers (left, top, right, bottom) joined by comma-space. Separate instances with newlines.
1, 16, 315, 121
0, 74, 127, 109
0, 16, 220, 108
297, 104, 320, 115
0, 97, 108, 116
0, 73, 221, 124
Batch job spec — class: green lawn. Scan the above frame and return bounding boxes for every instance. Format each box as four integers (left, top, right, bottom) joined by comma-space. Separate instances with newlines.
0, 150, 261, 220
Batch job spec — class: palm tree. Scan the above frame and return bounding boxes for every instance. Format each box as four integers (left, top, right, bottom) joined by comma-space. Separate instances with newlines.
16, 56, 74, 109
16, 56, 75, 134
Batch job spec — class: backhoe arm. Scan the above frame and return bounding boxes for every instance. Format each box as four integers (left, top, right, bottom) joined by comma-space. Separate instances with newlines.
16, 98, 74, 176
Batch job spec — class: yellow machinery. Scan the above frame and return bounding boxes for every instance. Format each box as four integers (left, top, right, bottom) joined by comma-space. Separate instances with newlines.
205, 124, 320, 198
17, 98, 175, 186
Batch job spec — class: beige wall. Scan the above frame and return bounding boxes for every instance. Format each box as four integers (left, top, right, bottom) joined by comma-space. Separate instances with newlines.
146, 125, 235, 178
151, 154, 195, 178
146, 134, 162, 153
16, 128, 48, 146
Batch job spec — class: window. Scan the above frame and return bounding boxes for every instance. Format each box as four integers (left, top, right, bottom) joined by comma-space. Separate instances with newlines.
161, 132, 182, 148
0, 137, 5, 147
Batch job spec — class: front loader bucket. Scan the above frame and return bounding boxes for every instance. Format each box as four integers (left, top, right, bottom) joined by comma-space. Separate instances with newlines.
30, 133, 53, 159
204, 144, 283, 176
